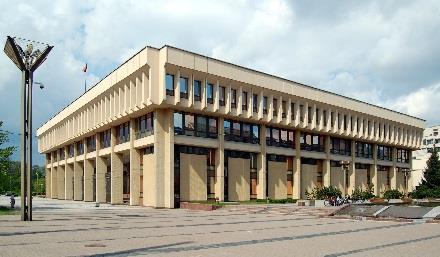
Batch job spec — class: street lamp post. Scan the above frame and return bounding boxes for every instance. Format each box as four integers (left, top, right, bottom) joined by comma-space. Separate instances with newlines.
3, 36, 53, 221
340, 160, 350, 196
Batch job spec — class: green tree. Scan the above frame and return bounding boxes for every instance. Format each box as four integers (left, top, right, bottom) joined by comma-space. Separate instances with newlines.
421, 147, 440, 188
411, 147, 440, 199
0, 121, 16, 194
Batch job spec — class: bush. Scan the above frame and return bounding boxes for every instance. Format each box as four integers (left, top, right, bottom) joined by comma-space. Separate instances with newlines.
410, 185, 440, 199
351, 185, 375, 201
383, 189, 403, 200
306, 186, 342, 200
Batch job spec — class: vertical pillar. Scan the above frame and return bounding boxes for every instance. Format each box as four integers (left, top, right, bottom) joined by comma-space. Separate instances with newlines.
65, 163, 74, 200
96, 156, 107, 203
111, 127, 123, 204
323, 135, 331, 187
50, 153, 58, 198
95, 135, 106, 203
293, 130, 301, 199
372, 144, 379, 196
74, 142, 84, 201
46, 167, 51, 198
390, 147, 397, 190
154, 109, 174, 208
348, 140, 356, 195
215, 117, 225, 201
58, 149, 65, 199
129, 118, 141, 205
84, 159, 94, 201
257, 124, 266, 199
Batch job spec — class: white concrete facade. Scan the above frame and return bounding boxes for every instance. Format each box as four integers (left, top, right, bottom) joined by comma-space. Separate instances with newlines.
37, 45, 425, 208
412, 125, 440, 187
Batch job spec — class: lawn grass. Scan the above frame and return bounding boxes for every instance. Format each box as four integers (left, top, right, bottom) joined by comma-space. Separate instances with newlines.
0, 206, 18, 215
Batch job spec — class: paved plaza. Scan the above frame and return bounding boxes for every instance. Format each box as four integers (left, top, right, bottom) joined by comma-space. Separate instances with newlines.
0, 197, 439, 257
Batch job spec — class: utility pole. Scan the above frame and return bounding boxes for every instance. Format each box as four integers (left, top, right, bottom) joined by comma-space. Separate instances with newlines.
4, 36, 53, 221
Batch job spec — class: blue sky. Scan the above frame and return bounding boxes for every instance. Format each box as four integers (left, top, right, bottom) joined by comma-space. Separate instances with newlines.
1, 0, 440, 166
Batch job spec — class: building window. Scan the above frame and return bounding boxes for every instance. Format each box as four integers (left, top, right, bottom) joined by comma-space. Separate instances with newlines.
231, 89, 237, 108
323, 110, 327, 126
59, 148, 65, 160
117, 122, 130, 144
396, 148, 410, 163
100, 130, 111, 148
330, 137, 351, 156
253, 94, 258, 113
266, 126, 294, 148
184, 113, 195, 136
166, 74, 174, 96
76, 141, 84, 155
273, 98, 278, 117
136, 112, 154, 139
377, 145, 392, 161
180, 77, 188, 99
224, 119, 259, 144
308, 106, 312, 123
300, 132, 324, 152
174, 111, 217, 139
207, 83, 214, 104
193, 80, 201, 101
300, 105, 304, 122
87, 135, 96, 152
219, 86, 225, 106
344, 115, 347, 131
242, 91, 248, 110
282, 101, 286, 118
68, 144, 74, 158
263, 96, 268, 114
355, 141, 373, 159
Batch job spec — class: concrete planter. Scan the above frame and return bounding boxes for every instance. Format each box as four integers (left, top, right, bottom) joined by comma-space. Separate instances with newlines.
298, 200, 312, 206
313, 200, 326, 207
180, 202, 221, 211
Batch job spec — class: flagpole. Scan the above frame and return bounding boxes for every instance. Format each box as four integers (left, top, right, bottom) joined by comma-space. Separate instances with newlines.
83, 63, 87, 93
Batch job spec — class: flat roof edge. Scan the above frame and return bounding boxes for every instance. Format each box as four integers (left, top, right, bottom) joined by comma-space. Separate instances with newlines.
163, 45, 425, 123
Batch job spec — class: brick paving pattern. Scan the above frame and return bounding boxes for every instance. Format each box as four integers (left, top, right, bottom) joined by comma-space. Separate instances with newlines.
0, 196, 439, 257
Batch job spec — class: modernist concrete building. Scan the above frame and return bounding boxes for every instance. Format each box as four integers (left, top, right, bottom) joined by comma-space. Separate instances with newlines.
412, 125, 440, 187
37, 45, 425, 208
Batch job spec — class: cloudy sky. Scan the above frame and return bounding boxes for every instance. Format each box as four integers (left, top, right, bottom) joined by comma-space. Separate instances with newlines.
1, 0, 440, 165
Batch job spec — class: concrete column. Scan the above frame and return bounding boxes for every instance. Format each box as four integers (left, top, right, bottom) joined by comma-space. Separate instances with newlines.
73, 161, 84, 201
50, 153, 58, 199
215, 117, 225, 201
46, 167, 51, 198
58, 166, 65, 200
95, 156, 107, 203
65, 163, 74, 200
73, 142, 83, 201
129, 119, 141, 205
323, 135, 331, 187
111, 127, 123, 204
390, 147, 398, 190
293, 130, 301, 199
348, 141, 356, 195
257, 124, 266, 199
83, 159, 94, 201
154, 109, 174, 208
372, 144, 379, 196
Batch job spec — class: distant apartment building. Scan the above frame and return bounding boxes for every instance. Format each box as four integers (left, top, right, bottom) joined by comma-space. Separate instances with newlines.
37, 45, 425, 208
412, 125, 440, 187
